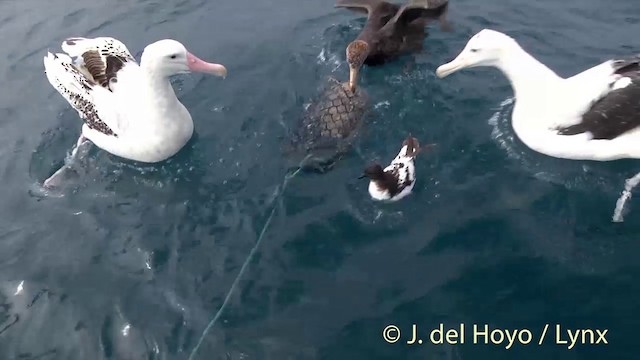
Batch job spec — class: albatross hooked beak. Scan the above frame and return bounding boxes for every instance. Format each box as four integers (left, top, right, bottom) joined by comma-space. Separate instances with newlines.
435, 51, 474, 78
186, 51, 227, 78
435, 39, 486, 79
437, 29, 512, 78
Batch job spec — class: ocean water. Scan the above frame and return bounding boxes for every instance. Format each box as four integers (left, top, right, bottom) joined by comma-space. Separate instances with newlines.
1, 0, 639, 358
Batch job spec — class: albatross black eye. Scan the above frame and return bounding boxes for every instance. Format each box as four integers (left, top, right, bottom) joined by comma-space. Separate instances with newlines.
170, 54, 177, 59
470, 49, 479, 53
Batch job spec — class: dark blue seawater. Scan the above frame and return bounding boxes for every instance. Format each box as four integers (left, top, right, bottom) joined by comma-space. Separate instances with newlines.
1, 0, 640, 358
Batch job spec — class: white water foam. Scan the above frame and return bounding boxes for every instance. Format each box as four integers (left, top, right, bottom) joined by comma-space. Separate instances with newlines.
487, 97, 600, 188
488, 97, 537, 167
316, 47, 342, 72
612, 172, 640, 223
489, 97, 558, 182
374, 101, 390, 110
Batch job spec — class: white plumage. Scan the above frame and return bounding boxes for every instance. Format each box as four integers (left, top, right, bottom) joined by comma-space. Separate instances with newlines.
436, 29, 640, 161
42, 36, 227, 187
361, 135, 430, 202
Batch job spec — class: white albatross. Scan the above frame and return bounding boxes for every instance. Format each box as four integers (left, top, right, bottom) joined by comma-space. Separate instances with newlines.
435, 29, 640, 161
42, 37, 227, 188
435, 29, 640, 222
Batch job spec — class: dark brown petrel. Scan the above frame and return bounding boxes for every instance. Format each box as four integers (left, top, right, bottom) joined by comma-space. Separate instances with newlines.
337, 0, 452, 90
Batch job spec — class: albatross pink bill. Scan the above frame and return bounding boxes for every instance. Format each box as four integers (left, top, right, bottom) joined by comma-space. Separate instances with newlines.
186, 52, 227, 78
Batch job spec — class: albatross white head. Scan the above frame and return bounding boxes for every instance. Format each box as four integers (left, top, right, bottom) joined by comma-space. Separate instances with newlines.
141, 39, 227, 78
435, 29, 517, 78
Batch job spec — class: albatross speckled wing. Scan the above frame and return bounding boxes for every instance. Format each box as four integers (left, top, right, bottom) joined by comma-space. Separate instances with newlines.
42, 37, 138, 137
43, 52, 119, 136
61, 37, 137, 91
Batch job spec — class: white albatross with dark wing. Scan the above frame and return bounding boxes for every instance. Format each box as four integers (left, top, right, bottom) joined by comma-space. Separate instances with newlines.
435, 29, 640, 161
435, 29, 640, 222
42, 37, 227, 188
359, 135, 434, 201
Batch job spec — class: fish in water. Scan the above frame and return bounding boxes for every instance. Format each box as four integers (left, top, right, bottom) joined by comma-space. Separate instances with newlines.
359, 135, 434, 201
337, 0, 451, 83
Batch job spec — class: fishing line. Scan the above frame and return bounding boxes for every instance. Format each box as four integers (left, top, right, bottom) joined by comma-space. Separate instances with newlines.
188, 157, 309, 360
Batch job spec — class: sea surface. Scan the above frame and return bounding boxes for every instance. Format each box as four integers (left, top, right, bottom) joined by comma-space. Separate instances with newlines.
1, 0, 639, 359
